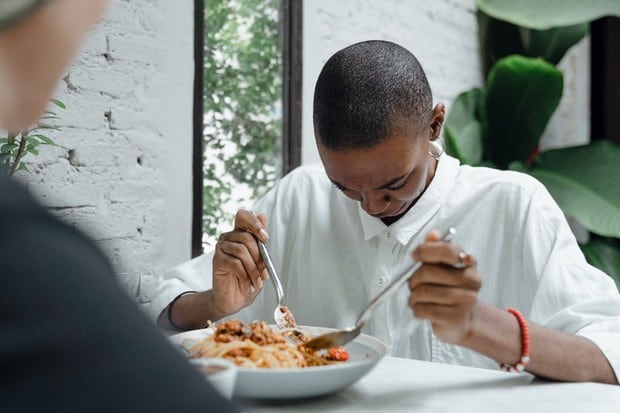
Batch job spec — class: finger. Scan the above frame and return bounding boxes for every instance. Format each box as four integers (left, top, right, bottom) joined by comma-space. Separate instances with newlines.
409, 302, 461, 322
216, 239, 264, 290
425, 229, 441, 242
219, 230, 262, 262
408, 264, 481, 291
452, 250, 475, 269
409, 284, 478, 307
412, 242, 477, 268
233, 209, 270, 242
219, 230, 268, 281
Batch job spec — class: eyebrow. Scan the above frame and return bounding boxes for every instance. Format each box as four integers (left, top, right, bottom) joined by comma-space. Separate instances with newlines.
329, 172, 409, 191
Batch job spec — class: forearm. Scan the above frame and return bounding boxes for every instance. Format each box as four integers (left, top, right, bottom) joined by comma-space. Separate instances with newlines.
461, 301, 618, 384
157, 290, 228, 331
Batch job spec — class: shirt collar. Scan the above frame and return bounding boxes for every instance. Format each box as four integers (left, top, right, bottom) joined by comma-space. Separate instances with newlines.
358, 154, 460, 244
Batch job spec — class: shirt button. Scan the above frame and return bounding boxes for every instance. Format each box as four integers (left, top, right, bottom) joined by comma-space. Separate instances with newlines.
377, 276, 386, 287
386, 231, 392, 239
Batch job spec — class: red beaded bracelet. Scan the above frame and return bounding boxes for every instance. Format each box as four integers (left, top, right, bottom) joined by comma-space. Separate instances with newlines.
500, 307, 530, 372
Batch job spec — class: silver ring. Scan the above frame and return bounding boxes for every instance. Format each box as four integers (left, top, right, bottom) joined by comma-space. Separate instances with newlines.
454, 251, 468, 269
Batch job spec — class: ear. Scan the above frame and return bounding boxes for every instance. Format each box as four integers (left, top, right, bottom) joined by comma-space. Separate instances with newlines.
429, 103, 446, 140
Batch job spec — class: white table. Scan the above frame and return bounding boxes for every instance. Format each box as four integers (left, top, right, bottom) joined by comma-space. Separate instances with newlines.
239, 356, 620, 412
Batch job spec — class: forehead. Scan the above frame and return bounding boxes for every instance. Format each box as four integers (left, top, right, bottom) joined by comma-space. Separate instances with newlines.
318, 132, 426, 188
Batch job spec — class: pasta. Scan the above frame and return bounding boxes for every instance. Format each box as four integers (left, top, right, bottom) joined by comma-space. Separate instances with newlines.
184, 319, 349, 369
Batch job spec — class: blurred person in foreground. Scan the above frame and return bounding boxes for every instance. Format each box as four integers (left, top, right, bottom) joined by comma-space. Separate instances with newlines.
152, 40, 620, 385
0, 0, 238, 410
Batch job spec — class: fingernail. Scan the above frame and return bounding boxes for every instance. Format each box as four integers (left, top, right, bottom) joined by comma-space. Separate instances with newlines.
259, 228, 269, 240
257, 278, 263, 289
249, 285, 256, 294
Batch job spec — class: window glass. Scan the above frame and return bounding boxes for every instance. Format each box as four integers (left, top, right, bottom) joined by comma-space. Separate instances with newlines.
203, 0, 283, 246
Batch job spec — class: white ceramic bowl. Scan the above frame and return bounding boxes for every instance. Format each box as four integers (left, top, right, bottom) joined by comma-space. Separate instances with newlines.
172, 325, 388, 399
189, 358, 238, 399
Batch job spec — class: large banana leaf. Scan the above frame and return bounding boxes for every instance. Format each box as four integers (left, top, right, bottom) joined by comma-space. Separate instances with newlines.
445, 89, 484, 165
529, 141, 620, 238
477, 0, 620, 30
477, 11, 588, 71
484, 55, 563, 169
518, 24, 588, 65
580, 235, 620, 289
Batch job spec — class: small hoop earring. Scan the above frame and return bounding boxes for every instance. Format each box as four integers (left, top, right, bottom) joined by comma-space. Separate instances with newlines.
429, 138, 445, 159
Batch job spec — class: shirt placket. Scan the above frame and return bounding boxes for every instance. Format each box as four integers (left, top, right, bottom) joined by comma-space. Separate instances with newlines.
370, 229, 397, 342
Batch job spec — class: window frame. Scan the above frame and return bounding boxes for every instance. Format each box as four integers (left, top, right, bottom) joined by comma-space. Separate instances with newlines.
591, 16, 620, 145
192, 0, 303, 257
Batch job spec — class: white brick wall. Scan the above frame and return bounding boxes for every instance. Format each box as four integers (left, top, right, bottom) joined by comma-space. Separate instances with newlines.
302, 0, 484, 164
302, 0, 589, 163
14, 0, 194, 302
11, 0, 588, 305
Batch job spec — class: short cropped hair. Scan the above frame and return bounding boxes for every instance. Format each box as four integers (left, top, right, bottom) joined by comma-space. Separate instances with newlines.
313, 40, 433, 151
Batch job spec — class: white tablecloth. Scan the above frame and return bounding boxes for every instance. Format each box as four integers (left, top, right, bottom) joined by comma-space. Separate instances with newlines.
240, 356, 620, 412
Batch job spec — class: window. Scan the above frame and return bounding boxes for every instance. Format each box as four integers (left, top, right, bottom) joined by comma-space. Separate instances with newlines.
193, 0, 302, 255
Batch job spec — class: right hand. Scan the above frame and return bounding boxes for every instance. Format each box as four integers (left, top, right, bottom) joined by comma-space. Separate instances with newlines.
211, 209, 270, 316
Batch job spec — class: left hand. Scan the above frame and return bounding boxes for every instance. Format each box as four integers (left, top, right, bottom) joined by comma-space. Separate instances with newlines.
408, 230, 481, 344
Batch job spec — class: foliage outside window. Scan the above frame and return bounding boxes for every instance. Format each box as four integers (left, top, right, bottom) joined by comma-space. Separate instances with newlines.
203, 0, 283, 246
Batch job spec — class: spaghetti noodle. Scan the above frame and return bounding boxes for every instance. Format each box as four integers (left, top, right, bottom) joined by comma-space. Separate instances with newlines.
184, 319, 349, 369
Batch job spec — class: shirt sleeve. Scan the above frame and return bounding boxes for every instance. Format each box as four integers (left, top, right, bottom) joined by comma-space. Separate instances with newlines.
145, 167, 303, 322
526, 184, 620, 378
0, 0, 50, 31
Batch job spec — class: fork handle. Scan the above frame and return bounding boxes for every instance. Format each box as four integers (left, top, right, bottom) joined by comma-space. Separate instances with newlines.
355, 228, 456, 325
257, 240, 285, 305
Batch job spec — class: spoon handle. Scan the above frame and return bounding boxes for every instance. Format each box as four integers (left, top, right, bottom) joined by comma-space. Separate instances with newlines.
355, 228, 457, 326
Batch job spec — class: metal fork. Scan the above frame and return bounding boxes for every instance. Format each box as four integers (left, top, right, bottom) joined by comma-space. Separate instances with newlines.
257, 240, 297, 330
303, 228, 457, 351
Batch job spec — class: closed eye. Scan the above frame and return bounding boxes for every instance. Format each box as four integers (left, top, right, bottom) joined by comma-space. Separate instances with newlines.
386, 178, 408, 191
332, 182, 348, 192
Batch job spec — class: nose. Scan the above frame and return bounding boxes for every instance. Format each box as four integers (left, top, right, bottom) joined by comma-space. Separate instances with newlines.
360, 191, 390, 215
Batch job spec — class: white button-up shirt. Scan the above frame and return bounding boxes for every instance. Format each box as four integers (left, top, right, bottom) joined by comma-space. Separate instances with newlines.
149, 155, 620, 376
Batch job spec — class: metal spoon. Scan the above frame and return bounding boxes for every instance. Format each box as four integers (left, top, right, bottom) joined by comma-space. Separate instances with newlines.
303, 228, 457, 351
257, 240, 297, 330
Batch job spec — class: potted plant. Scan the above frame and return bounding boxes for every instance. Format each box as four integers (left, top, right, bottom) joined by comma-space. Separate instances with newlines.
444, 0, 620, 285
0, 99, 65, 176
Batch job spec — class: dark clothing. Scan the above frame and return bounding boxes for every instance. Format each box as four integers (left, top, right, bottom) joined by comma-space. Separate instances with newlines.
0, 177, 238, 412
0, 0, 52, 31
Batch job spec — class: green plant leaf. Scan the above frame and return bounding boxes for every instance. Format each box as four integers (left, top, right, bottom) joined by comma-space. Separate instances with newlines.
580, 235, 620, 289
445, 88, 484, 165
31, 134, 56, 145
519, 24, 589, 65
478, 11, 588, 71
507, 160, 527, 173
16, 163, 29, 173
50, 99, 66, 109
477, 0, 620, 30
484, 55, 563, 169
31, 124, 60, 132
1, 143, 17, 153
25, 142, 38, 153
529, 141, 620, 237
